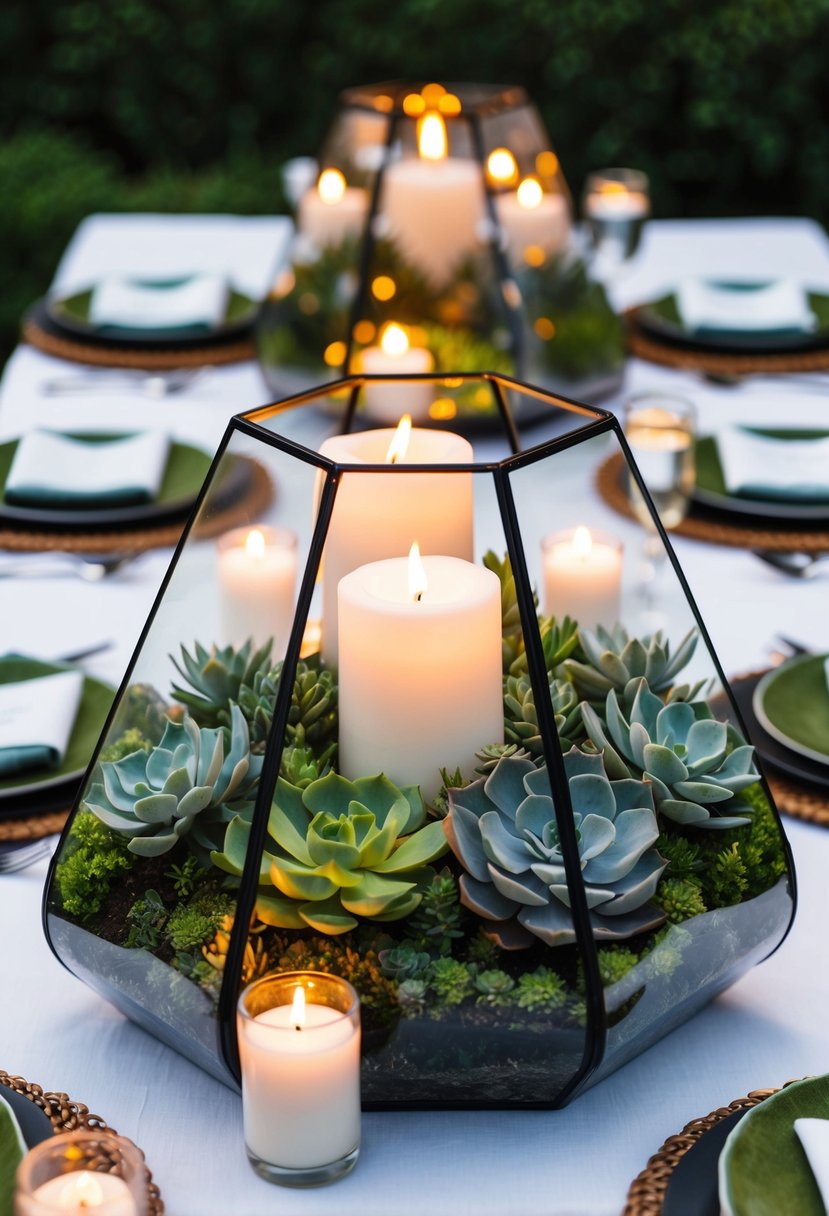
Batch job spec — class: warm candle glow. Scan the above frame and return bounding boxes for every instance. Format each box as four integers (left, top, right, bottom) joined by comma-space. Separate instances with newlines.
572, 525, 593, 558
517, 176, 544, 210
408, 541, 428, 602
417, 111, 447, 161
245, 528, 266, 560
385, 413, 413, 464
291, 985, 306, 1029
57, 1171, 104, 1209
318, 168, 346, 205
381, 322, 409, 357
487, 147, 518, 185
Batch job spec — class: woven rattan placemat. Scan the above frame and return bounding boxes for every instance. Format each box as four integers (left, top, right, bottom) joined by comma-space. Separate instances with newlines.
596, 452, 829, 552
0, 1071, 164, 1213
625, 312, 829, 375
0, 810, 68, 842
23, 305, 255, 370
0, 457, 273, 554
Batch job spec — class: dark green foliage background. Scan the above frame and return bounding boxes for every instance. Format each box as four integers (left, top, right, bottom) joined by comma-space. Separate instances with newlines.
2, 0, 828, 360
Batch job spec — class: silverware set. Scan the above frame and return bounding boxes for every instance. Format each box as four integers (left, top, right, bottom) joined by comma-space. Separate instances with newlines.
0, 551, 142, 581
752, 550, 829, 579
40, 366, 210, 398
0, 838, 54, 874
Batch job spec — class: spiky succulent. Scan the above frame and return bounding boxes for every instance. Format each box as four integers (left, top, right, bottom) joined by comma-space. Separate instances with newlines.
213, 772, 448, 934
482, 550, 579, 677
444, 750, 666, 949
238, 657, 337, 759
565, 624, 704, 702
170, 639, 273, 727
581, 677, 758, 829
84, 705, 263, 856
504, 674, 583, 756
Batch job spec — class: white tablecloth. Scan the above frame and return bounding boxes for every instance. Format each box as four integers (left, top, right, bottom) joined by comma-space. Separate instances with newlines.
2, 214, 829, 1216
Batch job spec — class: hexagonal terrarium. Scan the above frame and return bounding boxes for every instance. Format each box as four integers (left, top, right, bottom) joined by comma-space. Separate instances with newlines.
44, 374, 795, 1109
257, 81, 624, 422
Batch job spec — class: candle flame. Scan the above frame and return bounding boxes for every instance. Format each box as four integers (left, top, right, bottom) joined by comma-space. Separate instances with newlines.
417, 111, 447, 161
380, 322, 409, 358
245, 528, 266, 560
487, 147, 518, 185
57, 1172, 104, 1209
572, 526, 593, 558
291, 985, 306, 1030
385, 412, 412, 464
408, 541, 428, 603
318, 167, 346, 205
517, 176, 544, 210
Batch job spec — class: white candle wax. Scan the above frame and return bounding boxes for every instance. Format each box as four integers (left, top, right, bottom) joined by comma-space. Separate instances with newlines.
381, 157, 486, 287
542, 526, 622, 632
318, 427, 474, 667
361, 325, 435, 422
495, 189, 570, 267
337, 554, 503, 801
19, 1172, 135, 1215
298, 184, 369, 249
584, 189, 649, 221
238, 1000, 360, 1171
217, 526, 297, 655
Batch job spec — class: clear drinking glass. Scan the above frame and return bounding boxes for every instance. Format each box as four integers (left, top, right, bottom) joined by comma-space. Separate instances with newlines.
583, 168, 650, 280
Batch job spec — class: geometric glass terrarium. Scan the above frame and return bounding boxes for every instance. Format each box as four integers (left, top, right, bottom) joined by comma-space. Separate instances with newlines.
44, 373, 795, 1109
258, 82, 624, 422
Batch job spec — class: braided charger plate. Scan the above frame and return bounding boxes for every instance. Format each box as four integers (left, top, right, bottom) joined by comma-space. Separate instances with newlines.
625, 310, 829, 375
0, 1071, 163, 1213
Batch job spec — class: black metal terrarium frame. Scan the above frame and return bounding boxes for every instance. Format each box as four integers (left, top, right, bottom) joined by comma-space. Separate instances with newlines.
43, 372, 796, 1110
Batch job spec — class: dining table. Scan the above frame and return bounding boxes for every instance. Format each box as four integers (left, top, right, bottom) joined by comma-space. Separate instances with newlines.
1, 210, 828, 1215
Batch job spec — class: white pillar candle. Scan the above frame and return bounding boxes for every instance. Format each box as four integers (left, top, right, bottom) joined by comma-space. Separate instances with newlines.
495, 178, 570, 267
217, 525, 297, 655
237, 975, 360, 1177
297, 168, 369, 249
361, 324, 435, 422
381, 111, 486, 288
17, 1172, 136, 1215
542, 526, 623, 632
318, 423, 474, 667
338, 550, 503, 801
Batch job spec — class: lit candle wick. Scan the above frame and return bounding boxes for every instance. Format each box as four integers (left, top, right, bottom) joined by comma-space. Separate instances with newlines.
385, 410, 412, 465
408, 541, 428, 603
291, 984, 306, 1031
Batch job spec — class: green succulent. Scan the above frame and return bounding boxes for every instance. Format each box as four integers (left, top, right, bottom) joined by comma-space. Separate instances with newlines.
431, 957, 476, 1006
475, 968, 516, 1006
475, 743, 532, 775
214, 771, 449, 934
239, 657, 337, 758
581, 677, 758, 829
444, 750, 666, 949
378, 945, 432, 981
171, 639, 273, 728
407, 868, 464, 953
565, 624, 704, 702
504, 673, 584, 757
509, 614, 581, 681
515, 967, 567, 1012
483, 549, 528, 671
278, 744, 332, 789
84, 704, 263, 856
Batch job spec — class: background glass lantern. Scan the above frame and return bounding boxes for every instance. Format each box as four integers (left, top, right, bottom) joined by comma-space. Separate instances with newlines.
44, 374, 794, 1109
258, 83, 624, 425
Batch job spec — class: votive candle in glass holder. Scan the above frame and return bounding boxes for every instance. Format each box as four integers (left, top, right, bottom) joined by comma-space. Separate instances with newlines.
237, 971, 361, 1187
216, 525, 298, 654
15, 1131, 147, 1215
541, 526, 623, 632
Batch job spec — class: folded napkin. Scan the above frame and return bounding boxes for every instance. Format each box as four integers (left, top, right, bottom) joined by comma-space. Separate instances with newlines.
4, 430, 171, 508
0, 668, 83, 776
716, 426, 829, 501
796, 1119, 829, 1213
88, 272, 229, 330
676, 278, 816, 333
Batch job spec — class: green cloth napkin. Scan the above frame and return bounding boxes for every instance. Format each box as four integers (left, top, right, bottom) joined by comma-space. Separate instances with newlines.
4, 429, 170, 509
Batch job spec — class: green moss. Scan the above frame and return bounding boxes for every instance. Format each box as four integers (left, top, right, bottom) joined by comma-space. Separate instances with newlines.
55, 810, 134, 921
165, 888, 235, 952
98, 728, 150, 764
655, 877, 708, 924
596, 945, 639, 986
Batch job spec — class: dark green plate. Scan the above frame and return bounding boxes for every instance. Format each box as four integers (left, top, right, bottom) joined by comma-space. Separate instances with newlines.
719, 1076, 829, 1215
635, 282, 829, 353
0, 656, 114, 800
0, 432, 213, 528
694, 428, 829, 522
753, 654, 829, 766
47, 277, 258, 345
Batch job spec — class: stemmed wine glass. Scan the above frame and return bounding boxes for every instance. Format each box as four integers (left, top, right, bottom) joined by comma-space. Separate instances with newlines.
582, 168, 650, 283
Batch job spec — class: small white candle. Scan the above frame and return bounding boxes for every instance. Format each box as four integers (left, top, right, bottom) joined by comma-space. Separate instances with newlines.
542, 526, 622, 632
217, 525, 297, 654
361, 324, 435, 422
18, 1172, 135, 1215
584, 187, 650, 221
338, 548, 504, 801
297, 168, 369, 249
495, 177, 570, 267
381, 111, 486, 287
318, 421, 474, 667
237, 975, 360, 1175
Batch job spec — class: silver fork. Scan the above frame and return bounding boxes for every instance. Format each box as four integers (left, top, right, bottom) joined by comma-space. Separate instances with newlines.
0, 839, 54, 873
0, 552, 140, 581
40, 367, 211, 398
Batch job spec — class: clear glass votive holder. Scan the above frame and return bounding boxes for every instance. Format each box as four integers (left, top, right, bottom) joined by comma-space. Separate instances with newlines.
237, 971, 361, 1187
15, 1130, 148, 1215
